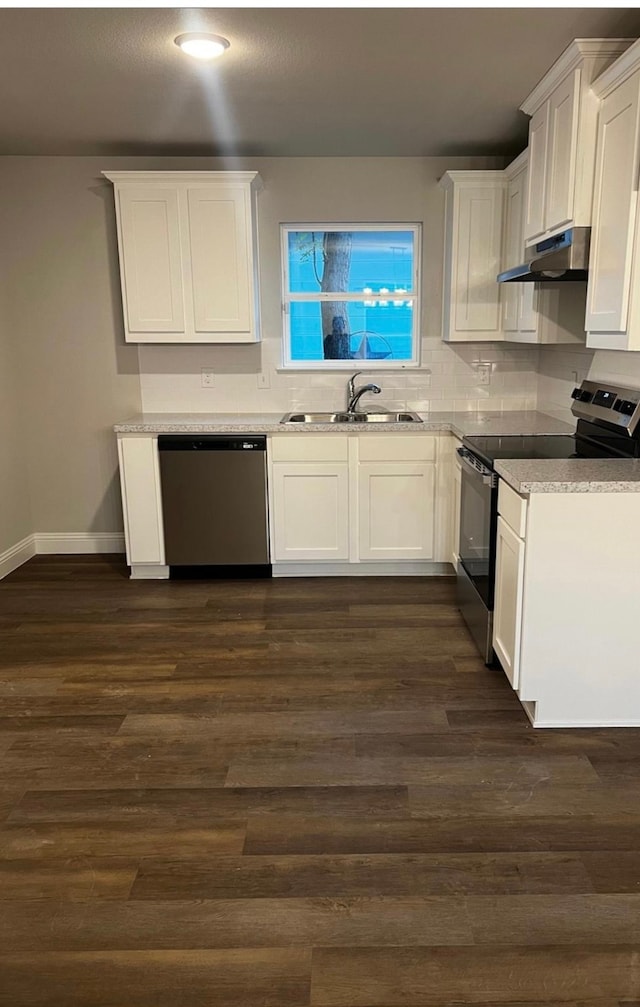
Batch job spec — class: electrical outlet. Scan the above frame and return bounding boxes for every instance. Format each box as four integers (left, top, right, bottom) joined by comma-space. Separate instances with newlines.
201, 369, 215, 388
257, 371, 270, 389
476, 363, 491, 386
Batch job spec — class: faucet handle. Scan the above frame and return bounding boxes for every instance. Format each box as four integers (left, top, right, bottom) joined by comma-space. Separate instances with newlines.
348, 371, 362, 392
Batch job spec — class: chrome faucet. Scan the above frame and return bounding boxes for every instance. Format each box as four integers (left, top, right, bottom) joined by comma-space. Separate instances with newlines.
346, 371, 382, 413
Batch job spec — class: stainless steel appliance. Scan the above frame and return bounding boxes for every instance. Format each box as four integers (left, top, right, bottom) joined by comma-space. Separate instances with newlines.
457, 379, 640, 661
158, 435, 270, 573
497, 226, 590, 283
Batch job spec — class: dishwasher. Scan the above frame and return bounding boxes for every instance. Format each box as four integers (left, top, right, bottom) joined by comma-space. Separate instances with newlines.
157, 435, 270, 574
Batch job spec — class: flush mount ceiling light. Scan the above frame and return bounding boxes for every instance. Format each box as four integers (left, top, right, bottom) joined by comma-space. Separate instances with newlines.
174, 33, 230, 60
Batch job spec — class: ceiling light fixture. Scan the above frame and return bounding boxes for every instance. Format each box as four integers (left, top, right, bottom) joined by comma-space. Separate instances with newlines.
174, 33, 230, 60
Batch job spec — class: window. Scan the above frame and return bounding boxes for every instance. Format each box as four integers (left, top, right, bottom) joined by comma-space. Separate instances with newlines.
281, 224, 421, 368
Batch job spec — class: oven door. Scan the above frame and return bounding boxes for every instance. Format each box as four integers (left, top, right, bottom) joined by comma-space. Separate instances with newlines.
457, 447, 499, 608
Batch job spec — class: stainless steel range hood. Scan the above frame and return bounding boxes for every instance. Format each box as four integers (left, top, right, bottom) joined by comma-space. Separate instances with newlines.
497, 227, 590, 283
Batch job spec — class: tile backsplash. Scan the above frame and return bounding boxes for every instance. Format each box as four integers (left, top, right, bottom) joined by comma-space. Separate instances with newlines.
536, 344, 595, 421
138, 337, 538, 415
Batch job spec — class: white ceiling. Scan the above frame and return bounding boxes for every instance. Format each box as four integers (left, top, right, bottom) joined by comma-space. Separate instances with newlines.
2, 7, 640, 157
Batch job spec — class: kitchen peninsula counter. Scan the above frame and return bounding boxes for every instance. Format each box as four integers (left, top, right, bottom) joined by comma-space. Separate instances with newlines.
496, 457, 640, 494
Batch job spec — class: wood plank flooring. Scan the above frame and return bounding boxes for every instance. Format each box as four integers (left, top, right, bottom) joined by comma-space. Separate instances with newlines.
1, 555, 640, 1006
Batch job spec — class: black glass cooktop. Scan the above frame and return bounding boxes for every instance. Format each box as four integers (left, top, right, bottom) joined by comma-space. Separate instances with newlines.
463, 434, 579, 468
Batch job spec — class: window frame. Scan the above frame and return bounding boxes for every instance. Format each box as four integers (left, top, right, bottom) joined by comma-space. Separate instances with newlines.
280, 222, 422, 370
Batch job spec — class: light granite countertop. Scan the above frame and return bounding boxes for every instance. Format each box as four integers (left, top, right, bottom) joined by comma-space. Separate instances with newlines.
496, 457, 640, 494
114, 409, 575, 439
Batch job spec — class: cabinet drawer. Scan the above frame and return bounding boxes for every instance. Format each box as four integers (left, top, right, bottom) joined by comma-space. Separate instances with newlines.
357, 434, 436, 462
498, 479, 527, 537
270, 435, 348, 463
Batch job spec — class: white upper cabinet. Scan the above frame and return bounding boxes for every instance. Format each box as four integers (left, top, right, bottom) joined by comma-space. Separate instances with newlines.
586, 42, 640, 350
439, 171, 506, 342
521, 39, 633, 244
501, 150, 586, 346
103, 171, 262, 344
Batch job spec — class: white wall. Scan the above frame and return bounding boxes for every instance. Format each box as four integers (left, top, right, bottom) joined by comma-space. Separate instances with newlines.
0, 223, 33, 556
536, 343, 595, 421
0, 157, 142, 538
138, 156, 538, 416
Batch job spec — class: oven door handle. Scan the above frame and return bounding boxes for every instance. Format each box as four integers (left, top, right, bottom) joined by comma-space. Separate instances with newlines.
457, 447, 498, 487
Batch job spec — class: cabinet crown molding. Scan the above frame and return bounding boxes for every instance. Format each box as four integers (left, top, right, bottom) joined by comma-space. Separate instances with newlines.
438, 170, 507, 190
592, 37, 640, 98
102, 170, 263, 190
520, 38, 635, 115
504, 149, 528, 179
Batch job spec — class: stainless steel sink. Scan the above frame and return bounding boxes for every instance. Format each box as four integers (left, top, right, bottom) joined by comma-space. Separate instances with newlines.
280, 411, 422, 424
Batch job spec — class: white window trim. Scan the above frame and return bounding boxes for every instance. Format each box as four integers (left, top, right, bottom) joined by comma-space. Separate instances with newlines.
281, 223, 422, 370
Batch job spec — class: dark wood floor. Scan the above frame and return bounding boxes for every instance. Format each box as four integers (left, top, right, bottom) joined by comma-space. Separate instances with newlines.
1, 556, 640, 1005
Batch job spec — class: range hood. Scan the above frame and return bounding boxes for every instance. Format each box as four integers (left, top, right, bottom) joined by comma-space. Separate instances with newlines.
497, 227, 590, 283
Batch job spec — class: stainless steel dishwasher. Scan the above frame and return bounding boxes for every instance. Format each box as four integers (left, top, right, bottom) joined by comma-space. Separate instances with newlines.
158, 435, 270, 573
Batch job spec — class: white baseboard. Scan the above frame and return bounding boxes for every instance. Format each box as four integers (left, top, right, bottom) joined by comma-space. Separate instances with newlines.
130, 564, 170, 579
35, 533, 126, 555
0, 532, 126, 579
273, 561, 455, 578
0, 534, 37, 580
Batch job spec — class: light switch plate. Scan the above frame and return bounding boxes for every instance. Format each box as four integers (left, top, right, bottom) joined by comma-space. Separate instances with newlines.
257, 371, 270, 389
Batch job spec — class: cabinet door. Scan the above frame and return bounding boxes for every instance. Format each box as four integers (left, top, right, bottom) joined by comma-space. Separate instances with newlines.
271, 463, 349, 562
493, 515, 525, 689
452, 185, 504, 336
586, 70, 640, 335
358, 462, 435, 561
117, 437, 165, 565
187, 186, 253, 335
117, 187, 186, 335
545, 70, 580, 233
524, 104, 549, 242
502, 168, 525, 333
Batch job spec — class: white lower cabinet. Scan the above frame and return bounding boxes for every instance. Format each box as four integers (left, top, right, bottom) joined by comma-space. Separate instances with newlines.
493, 515, 525, 688
268, 432, 447, 570
117, 435, 166, 570
492, 478, 640, 727
271, 463, 349, 561
358, 462, 435, 561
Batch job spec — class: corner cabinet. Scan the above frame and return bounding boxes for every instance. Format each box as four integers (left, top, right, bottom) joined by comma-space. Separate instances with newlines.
439, 171, 506, 342
585, 41, 640, 351
103, 171, 262, 344
520, 39, 632, 243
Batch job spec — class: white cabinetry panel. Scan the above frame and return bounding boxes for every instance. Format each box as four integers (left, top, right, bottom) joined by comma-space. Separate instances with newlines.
117, 188, 185, 333
524, 105, 549, 242
586, 68, 640, 340
439, 171, 506, 343
357, 462, 435, 561
117, 436, 165, 565
271, 463, 349, 561
493, 516, 525, 689
545, 70, 579, 232
187, 187, 252, 334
